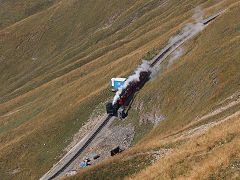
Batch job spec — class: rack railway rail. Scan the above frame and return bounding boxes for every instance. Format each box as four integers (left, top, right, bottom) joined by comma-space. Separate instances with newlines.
40, 115, 114, 180
40, 10, 226, 180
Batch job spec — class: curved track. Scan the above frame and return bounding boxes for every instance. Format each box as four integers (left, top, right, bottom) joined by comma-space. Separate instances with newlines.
40, 10, 226, 180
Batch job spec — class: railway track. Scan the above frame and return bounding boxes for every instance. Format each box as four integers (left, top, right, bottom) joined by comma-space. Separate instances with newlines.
40, 10, 226, 180
149, 9, 226, 68
40, 115, 113, 180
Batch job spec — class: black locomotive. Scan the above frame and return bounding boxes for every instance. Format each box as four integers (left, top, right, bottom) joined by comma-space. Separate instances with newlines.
106, 71, 150, 116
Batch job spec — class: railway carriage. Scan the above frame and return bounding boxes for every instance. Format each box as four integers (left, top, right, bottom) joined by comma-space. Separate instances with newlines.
106, 71, 150, 116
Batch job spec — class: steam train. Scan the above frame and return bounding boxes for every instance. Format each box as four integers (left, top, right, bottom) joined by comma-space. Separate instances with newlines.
106, 71, 151, 116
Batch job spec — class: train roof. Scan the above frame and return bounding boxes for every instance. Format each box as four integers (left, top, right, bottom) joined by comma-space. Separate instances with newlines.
111, 78, 126, 86
111, 78, 126, 81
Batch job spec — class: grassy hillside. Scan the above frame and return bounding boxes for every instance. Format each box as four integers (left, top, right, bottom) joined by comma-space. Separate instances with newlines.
0, 0, 239, 179
0, 0, 60, 30
66, 112, 240, 180
65, 0, 240, 179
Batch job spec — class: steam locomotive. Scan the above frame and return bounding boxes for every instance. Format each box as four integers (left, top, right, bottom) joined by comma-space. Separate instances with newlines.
106, 71, 151, 116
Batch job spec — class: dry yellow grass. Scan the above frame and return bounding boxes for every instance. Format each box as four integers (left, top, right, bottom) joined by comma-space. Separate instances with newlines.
0, 0, 239, 179
65, 0, 240, 179
129, 111, 240, 180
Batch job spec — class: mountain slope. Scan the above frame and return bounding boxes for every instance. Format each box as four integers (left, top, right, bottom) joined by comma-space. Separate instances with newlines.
65, 1, 240, 179
0, 0, 239, 180
0, 0, 60, 30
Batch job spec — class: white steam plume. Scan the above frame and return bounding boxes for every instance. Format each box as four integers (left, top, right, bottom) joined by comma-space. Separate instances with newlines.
150, 22, 204, 79
168, 6, 205, 46
168, 22, 204, 46
151, 6, 205, 76
193, 6, 204, 23
167, 47, 184, 68
112, 60, 150, 104
112, 6, 205, 105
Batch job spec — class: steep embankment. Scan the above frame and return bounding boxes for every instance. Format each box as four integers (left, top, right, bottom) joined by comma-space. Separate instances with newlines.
0, 0, 239, 180
65, 1, 240, 179
0, 0, 61, 30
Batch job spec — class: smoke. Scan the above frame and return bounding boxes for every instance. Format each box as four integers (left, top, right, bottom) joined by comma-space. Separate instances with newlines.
169, 6, 205, 46
112, 6, 205, 105
167, 47, 184, 68
112, 60, 150, 104
150, 21, 204, 80
168, 22, 204, 46
166, 6, 204, 65
151, 6, 205, 75
193, 6, 204, 23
